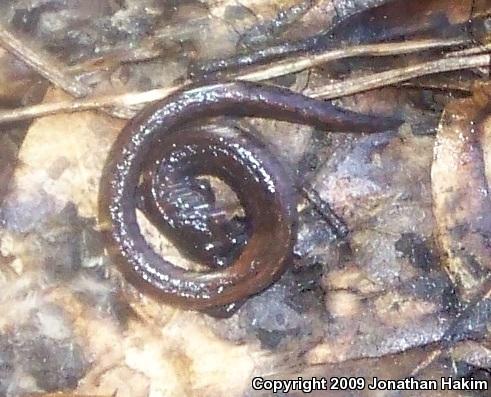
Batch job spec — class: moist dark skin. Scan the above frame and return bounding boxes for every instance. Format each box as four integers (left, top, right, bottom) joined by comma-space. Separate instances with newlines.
137, 123, 249, 270
99, 80, 401, 310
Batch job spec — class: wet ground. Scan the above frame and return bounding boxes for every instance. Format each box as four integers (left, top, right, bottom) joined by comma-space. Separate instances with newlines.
0, 1, 489, 396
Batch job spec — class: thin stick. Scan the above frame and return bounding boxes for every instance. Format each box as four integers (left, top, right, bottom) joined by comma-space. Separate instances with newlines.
0, 26, 144, 119
0, 27, 90, 97
0, 84, 186, 124
238, 38, 469, 82
0, 52, 488, 125
302, 186, 349, 238
306, 53, 490, 99
445, 43, 491, 58
408, 276, 491, 378
409, 348, 443, 377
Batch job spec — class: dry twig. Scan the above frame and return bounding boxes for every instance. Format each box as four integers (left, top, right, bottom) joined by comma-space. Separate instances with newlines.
0, 50, 487, 125
0, 26, 90, 97
0, 38, 487, 125
407, 276, 491, 379
306, 53, 490, 99
238, 38, 468, 82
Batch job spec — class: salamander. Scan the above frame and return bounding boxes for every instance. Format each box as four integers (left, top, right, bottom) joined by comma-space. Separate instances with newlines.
99, 81, 401, 309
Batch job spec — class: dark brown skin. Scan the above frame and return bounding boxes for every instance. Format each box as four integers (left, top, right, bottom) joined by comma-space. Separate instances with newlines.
99, 81, 401, 310
137, 123, 248, 270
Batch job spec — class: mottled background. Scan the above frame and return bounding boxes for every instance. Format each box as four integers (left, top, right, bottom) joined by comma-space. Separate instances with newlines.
0, 1, 489, 396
